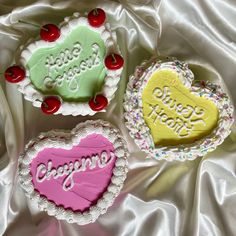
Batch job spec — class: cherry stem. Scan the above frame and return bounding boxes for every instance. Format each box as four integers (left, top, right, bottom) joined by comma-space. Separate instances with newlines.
35, 99, 48, 108
111, 54, 117, 64
0, 72, 12, 75
93, 8, 99, 16
18, 20, 48, 31
93, 93, 99, 104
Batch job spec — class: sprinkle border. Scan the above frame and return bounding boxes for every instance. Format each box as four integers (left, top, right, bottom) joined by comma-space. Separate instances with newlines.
124, 57, 234, 161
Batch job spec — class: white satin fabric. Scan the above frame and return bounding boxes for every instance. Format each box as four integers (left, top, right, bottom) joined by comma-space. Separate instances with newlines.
0, 0, 236, 235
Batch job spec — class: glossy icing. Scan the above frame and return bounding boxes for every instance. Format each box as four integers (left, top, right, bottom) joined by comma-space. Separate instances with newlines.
124, 58, 234, 161
142, 70, 218, 146
31, 134, 116, 211
18, 120, 128, 225
28, 26, 106, 101
17, 14, 123, 116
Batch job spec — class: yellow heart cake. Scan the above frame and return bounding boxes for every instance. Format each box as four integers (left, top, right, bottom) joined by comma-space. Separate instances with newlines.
142, 70, 218, 146
124, 58, 234, 161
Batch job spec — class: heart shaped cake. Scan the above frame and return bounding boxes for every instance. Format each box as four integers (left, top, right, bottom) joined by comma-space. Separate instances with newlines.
18, 120, 128, 224
6, 9, 123, 115
124, 57, 234, 161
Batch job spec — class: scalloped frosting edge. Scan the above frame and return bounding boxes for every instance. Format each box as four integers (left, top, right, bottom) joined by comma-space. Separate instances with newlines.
16, 12, 123, 116
18, 119, 129, 225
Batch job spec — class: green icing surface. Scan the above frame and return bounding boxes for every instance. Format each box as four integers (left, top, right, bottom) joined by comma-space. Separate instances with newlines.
26, 26, 107, 102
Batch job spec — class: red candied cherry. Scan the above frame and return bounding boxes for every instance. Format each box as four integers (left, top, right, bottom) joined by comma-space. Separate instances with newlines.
89, 94, 108, 111
88, 8, 106, 27
40, 24, 60, 42
41, 97, 61, 115
17, 20, 60, 42
4, 65, 26, 83
105, 54, 124, 70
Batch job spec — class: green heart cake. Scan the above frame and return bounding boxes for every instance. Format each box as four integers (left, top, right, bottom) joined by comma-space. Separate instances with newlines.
124, 57, 234, 161
6, 9, 124, 115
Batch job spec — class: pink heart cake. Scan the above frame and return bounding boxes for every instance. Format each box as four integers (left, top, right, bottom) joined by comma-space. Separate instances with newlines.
18, 120, 128, 225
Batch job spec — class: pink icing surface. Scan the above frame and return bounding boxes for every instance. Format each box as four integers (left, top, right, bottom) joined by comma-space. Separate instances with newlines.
30, 134, 116, 212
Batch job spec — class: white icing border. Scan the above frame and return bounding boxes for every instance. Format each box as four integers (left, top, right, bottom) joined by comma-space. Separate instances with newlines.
18, 120, 128, 225
124, 57, 234, 161
17, 12, 123, 116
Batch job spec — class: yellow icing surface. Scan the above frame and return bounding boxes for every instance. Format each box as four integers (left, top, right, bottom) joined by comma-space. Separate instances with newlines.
142, 70, 219, 146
